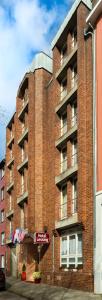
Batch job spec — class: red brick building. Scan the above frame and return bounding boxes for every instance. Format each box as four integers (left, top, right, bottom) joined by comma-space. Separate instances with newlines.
0, 159, 6, 269
5, 0, 98, 292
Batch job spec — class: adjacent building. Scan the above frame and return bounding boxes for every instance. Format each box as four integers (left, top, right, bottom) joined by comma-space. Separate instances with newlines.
0, 159, 6, 269
5, 0, 102, 293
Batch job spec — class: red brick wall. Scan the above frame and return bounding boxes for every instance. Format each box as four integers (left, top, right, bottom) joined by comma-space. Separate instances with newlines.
0, 162, 6, 268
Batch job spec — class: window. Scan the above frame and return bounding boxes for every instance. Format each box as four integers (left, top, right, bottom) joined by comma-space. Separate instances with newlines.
9, 193, 12, 210
1, 188, 4, 200
1, 210, 4, 222
61, 148, 67, 172
10, 220, 12, 235
20, 206, 24, 229
61, 43, 67, 66
60, 185, 67, 220
1, 255, 5, 268
72, 28, 77, 49
60, 77, 67, 101
21, 145, 24, 162
21, 172, 24, 194
72, 139, 77, 167
71, 101, 77, 127
10, 129, 13, 139
72, 178, 77, 214
1, 167, 5, 178
61, 232, 82, 268
61, 112, 67, 136
22, 118, 25, 133
71, 63, 77, 89
10, 167, 13, 183
10, 147, 13, 159
1, 232, 5, 245
22, 89, 28, 107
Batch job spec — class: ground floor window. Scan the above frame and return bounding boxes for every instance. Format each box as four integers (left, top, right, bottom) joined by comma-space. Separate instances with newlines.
60, 232, 82, 269
1, 255, 5, 268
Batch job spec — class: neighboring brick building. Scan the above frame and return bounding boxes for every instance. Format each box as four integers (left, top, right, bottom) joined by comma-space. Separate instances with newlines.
0, 159, 6, 269
5, 0, 98, 292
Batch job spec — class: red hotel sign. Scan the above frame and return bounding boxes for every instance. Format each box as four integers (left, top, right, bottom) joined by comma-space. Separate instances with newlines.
34, 232, 50, 244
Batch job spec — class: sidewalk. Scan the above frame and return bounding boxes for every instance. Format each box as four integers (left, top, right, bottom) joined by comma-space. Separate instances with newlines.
6, 277, 102, 300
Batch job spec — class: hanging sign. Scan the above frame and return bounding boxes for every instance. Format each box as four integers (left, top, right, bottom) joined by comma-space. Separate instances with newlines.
34, 232, 49, 244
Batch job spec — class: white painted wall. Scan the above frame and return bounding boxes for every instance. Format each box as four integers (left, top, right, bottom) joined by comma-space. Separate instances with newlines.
94, 191, 102, 293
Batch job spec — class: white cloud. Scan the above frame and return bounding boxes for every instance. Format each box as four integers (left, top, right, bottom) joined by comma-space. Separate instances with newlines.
0, 0, 73, 159
0, 0, 56, 114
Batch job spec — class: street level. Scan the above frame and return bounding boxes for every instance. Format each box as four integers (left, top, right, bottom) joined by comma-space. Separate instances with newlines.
0, 291, 28, 300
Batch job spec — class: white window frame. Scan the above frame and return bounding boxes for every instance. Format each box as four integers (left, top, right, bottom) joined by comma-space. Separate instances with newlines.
21, 145, 24, 162
1, 255, 5, 268
1, 232, 5, 245
72, 139, 77, 167
1, 210, 4, 222
60, 232, 82, 269
71, 63, 77, 89
72, 178, 77, 214
60, 185, 67, 220
71, 101, 77, 127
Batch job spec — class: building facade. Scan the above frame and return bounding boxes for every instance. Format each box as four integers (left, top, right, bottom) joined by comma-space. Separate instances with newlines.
0, 159, 6, 269
86, 0, 102, 294
5, 0, 101, 292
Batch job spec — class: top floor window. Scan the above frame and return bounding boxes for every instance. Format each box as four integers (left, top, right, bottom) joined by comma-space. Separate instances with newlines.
61, 43, 67, 66
22, 89, 28, 107
72, 28, 77, 50
1, 167, 5, 179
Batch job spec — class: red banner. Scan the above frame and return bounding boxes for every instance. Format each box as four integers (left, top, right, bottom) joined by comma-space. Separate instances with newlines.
34, 232, 49, 244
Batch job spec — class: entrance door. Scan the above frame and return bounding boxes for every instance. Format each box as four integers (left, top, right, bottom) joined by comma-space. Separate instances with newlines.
11, 248, 17, 277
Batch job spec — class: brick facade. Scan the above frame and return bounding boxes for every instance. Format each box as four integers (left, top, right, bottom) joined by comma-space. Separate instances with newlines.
0, 159, 6, 269
5, 0, 94, 292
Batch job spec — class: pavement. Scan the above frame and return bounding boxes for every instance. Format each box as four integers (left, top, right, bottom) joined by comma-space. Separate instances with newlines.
6, 277, 102, 300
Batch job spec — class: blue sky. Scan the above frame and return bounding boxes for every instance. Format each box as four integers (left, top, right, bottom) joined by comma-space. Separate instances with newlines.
0, 0, 74, 160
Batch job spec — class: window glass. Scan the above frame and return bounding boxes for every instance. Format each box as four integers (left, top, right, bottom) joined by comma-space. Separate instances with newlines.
1, 255, 5, 268
69, 235, 76, 254
78, 234, 82, 255
61, 236, 67, 255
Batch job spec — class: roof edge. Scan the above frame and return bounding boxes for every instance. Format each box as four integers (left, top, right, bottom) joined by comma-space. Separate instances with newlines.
86, 0, 102, 26
51, 0, 92, 49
